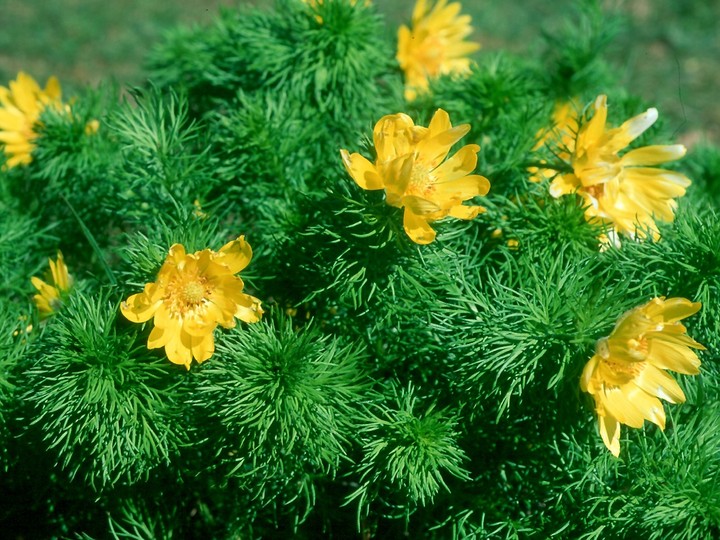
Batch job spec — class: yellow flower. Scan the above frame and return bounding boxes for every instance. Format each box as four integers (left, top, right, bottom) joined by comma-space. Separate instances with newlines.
549, 95, 690, 245
340, 108, 490, 244
528, 100, 579, 183
31, 251, 73, 318
580, 297, 705, 457
0, 72, 64, 168
121, 236, 264, 369
397, 0, 480, 101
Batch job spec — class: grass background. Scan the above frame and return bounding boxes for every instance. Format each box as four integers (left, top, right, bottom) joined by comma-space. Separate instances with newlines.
0, 0, 718, 145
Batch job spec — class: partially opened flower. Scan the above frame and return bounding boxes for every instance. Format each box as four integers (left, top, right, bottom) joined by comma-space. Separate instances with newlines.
548, 95, 690, 246
397, 0, 480, 101
121, 236, 264, 369
0, 72, 64, 168
31, 251, 73, 319
340, 108, 490, 244
580, 297, 705, 457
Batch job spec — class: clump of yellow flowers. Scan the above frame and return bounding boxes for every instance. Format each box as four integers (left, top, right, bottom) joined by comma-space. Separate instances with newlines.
121, 236, 263, 369
536, 95, 691, 247
397, 0, 480, 101
340, 108, 490, 244
581, 297, 705, 457
0, 72, 65, 168
31, 252, 73, 319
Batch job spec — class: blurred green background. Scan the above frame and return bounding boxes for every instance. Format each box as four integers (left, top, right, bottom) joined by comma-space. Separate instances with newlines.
0, 0, 718, 144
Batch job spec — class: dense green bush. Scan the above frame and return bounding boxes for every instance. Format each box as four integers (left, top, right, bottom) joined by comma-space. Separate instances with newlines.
1, 1, 718, 538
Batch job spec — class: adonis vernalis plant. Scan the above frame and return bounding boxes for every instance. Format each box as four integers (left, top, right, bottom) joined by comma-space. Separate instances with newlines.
121, 236, 263, 369
340, 108, 490, 244
2, 2, 719, 539
580, 297, 705, 457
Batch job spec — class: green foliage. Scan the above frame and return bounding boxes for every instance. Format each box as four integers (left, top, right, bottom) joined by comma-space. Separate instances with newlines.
0, 206, 52, 301
1, 0, 720, 538
19, 289, 185, 491
189, 313, 370, 521
349, 384, 469, 521
541, 0, 622, 98
108, 87, 215, 221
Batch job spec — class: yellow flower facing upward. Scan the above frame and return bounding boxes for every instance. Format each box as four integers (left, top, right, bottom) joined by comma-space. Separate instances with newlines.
397, 0, 480, 101
121, 237, 264, 369
31, 251, 73, 318
581, 297, 705, 457
548, 95, 690, 246
0, 72, 64, 168
340, 108, 490, 244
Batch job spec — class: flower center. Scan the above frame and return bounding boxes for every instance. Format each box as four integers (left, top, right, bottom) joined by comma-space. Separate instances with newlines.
407, 161, 434, 198
627, 337, 648, 360
182, 280, 206, 305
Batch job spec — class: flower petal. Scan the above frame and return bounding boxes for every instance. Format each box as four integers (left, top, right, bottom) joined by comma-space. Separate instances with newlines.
165, 330, 194, 369
120, 286, 162, 323
235, 293, 264, 324
217, 235, 253, 274
403, 208, 436, 244
340, 149, 384, 190
598, 412, 621, 457
621, 144, 686, 166
191, 333, 215, 363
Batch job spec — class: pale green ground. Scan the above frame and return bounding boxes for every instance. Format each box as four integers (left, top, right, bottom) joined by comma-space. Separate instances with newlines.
0, 0, 718, 143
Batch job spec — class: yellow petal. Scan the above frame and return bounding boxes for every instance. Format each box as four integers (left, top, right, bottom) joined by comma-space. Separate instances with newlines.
651, 297, 701, 323
165, 331, 194, 369
580, 95, 608, 151
235, 293, 264, 324
191, 333, 215, 363
217, 235, 253, 274
647, 338, 702, 375
623, 384, 666, 429
148, 325, 172, 349
373, 113, 416, 162
427, 108, 452, 136
183, 313, 218, 337
121, 287, 162, 323
167, 243, 187, 266
433, 174, 490, 207
604, 107, 658, 153
403, 208, 436, 244
432, 144, 480, 183
633, 363, 686, 405
621, 144, 686, 166
0, 109, 26, 131
580, 355, 599, 393
340, 149, 384, 190
549, 173, 580, 198
44, 76, 62, 101
601, 386, 648, 429
402, 195, 442, 216
417, 124, 471, 169
598, 411, 621, 457
622, 168, 691, 198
